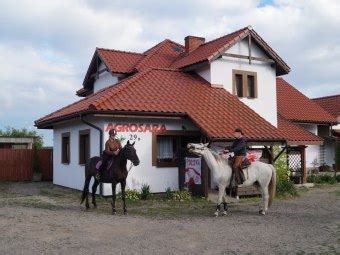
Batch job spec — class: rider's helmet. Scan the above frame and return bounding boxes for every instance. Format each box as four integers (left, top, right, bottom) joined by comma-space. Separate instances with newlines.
109, 128, 117, 137
234, 128, 243, 135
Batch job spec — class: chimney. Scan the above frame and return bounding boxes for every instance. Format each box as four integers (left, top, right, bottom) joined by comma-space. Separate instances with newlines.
185, 36, 205, 53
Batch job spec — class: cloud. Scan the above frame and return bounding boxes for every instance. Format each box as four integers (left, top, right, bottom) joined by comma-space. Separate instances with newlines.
0, 0, 339, 145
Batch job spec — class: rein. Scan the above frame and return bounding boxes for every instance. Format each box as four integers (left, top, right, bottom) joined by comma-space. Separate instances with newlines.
127, 162, 134, 173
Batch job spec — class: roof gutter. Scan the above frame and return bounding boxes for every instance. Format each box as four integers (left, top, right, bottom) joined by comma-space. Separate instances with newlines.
80, 113, 103, 157
35, 110, 187, 129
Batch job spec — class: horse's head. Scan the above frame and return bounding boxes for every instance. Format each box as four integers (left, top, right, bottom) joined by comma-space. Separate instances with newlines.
187, 143, 209, 156
122, 140, 140, 166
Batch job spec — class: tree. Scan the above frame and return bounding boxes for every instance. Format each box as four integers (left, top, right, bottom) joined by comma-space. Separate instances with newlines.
0, 127, 44, 149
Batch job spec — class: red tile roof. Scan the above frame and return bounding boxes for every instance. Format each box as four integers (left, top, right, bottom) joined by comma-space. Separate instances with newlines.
171, 27, 249, 69
96, 40, 184, 74
36, 68, 285, 141
313, 94, 340, 118
277, 115, 323, 145
97, 48, 145, 73
135, 40, 184, 71
170, 27, 290, 75
276, 78, 336, 124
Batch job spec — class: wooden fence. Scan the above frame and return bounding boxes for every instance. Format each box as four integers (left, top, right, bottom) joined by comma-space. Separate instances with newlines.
0, 149, 53, 181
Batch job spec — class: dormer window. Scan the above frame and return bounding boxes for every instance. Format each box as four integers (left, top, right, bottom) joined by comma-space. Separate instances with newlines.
232, 70, 257, 98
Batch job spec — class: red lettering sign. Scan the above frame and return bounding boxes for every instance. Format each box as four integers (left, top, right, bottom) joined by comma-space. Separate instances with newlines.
105, 123, 167, 133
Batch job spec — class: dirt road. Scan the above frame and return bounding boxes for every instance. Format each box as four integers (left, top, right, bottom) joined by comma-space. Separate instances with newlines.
0, 182, 339, 254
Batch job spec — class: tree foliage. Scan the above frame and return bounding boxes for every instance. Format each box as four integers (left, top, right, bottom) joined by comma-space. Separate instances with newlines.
0, 126, 44, 149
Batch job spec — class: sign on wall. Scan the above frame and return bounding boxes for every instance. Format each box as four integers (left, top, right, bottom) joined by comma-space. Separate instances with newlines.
185, 157, 201, 185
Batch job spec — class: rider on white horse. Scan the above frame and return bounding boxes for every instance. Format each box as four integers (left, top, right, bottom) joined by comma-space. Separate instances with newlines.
222, 128, 246, 185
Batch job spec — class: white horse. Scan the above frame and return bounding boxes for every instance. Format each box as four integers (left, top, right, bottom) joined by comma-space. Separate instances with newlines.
187, 143, 276, 216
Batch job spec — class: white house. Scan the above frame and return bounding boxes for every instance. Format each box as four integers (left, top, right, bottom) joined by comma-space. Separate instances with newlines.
313, 95, 340, 170
35, 26, 336, 195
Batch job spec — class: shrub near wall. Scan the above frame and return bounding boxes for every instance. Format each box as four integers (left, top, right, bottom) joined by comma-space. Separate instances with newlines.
273, 146, 298, 197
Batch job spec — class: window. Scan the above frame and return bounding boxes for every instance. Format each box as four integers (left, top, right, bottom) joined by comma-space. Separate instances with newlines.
152, 131, 201, 168
154, 136, 179, 167
232, 70, 257, 98
61, 132, 70, 164
79, 129, 90, 165
235, 74, 243, 97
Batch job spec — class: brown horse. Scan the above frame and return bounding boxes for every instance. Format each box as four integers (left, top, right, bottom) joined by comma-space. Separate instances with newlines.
80, 140, 140, 214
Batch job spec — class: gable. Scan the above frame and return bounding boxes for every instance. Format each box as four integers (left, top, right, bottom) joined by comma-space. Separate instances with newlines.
171, 26, 290, 76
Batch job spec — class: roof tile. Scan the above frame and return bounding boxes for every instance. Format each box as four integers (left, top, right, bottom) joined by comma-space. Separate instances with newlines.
313, 95, 340, 118
276, 78, 336, 124
36, 69, 285, 140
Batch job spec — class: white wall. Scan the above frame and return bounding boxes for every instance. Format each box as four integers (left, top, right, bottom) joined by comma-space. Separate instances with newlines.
298, 124, 320, 168
324, 140, 335, 167
196, 38, 278, 127
196, 64, 211, 83
53, 118, 100, 192
53, 116, 199, 196
93, 63, 119, 93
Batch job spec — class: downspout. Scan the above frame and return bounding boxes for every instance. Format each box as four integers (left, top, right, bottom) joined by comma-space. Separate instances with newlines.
80, 113, 103, 157
80, 113, 104, 196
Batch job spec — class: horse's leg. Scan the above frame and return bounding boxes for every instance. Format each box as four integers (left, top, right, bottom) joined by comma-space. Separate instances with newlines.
121, 180, 127, 215
111, 182, 117, 215
215, 185, 225, 217
258, 185, 269, 215
222, 185, 229, 216
91, 179, 100, 208
83, 176, 91, 210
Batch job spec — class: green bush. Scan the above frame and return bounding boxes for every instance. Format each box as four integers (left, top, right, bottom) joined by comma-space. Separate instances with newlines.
336, 175, 340, 182
171, 190, 192, 201
276, 179, 298, 197
318, 175, 337, 184
273, 146, 289, 182
165, 187, 172, 200
307, 174, 318, 183
307, 174, 337, 184
118, 189, 140, 201
140, 183, 151, 200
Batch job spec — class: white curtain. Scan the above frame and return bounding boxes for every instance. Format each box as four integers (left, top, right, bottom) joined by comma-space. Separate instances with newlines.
157, 137, 174, 159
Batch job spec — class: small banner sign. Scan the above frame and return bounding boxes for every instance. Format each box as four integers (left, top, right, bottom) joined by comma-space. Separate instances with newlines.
185, 157, 202, 185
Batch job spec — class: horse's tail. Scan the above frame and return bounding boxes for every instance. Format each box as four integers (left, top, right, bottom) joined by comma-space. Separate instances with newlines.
80, 162, 91, 205
268, 164, 276, 207
268, 165, 276, 206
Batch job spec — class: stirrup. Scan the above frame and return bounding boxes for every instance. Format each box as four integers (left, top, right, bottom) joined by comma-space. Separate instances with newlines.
95, 173, 101, 181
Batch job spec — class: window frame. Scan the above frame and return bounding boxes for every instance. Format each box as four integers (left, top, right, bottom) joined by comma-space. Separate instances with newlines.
152, 131, 200, 168
79, 129, 90, 165
61, 132, 70, 164
232, 69, 258, 99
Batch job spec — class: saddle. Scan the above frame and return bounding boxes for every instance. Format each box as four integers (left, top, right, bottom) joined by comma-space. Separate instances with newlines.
228, 156, 251, 169
95, 159, 113, 171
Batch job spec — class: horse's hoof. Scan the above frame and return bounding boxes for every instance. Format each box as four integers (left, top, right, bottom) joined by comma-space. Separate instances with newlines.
214, 212, 219, 217
112, 211, 116, 215
222, 211, 228, 216
124, 211, 128, 215
259, 210, 265, 216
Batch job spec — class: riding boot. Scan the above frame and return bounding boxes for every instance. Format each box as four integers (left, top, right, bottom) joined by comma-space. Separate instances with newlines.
234, 170, 242, 185
239, 169, 245, 183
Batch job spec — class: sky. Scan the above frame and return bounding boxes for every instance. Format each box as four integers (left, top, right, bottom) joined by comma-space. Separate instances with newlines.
0, 0, 339, 146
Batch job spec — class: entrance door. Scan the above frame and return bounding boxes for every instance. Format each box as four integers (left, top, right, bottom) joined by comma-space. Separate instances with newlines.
178, 136, 208, 196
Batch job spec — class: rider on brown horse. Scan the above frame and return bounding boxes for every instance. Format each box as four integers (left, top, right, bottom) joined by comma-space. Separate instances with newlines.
96, 128, 122, 181
223, 128, 246, 185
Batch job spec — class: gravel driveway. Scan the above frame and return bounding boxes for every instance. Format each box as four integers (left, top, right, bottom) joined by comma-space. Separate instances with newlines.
0, 182, 339, 254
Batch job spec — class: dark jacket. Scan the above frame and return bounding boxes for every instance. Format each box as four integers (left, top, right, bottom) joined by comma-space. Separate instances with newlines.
229, 136, 247, 156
